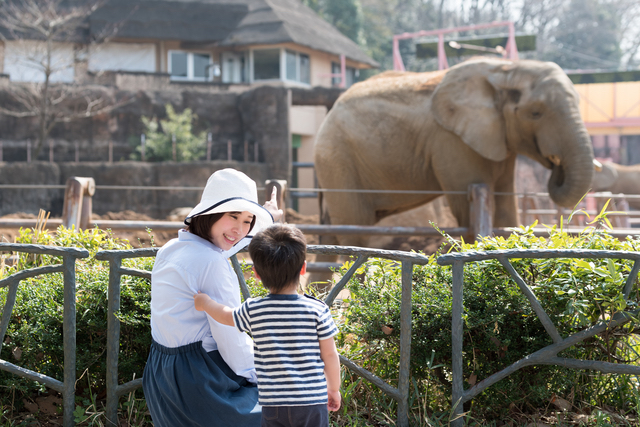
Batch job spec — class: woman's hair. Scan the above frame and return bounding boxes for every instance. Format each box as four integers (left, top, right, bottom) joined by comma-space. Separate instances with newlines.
186, 212, 257, 244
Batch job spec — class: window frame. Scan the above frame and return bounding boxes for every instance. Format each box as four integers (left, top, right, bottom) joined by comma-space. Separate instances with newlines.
168, 50, 213, 82
249, 48, 311, 85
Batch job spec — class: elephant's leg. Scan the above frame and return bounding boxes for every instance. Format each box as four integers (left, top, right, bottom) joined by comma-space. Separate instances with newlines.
444, 193, 471, 227
494, 156, 519, 227
306, 191, 375, 293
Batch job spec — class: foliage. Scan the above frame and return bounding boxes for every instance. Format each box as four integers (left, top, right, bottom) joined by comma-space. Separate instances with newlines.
132, 104, 206, 162
0, 225, 154, 422
336, 219, 640, 423
544, 0, 622, 70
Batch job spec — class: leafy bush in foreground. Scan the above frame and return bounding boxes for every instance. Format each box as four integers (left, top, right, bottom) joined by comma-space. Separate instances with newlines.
338, 222, 640, 423
0, 226, 155, 413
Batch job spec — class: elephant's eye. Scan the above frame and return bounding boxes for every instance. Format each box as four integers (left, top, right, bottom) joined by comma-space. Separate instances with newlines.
530, 111, 542, 120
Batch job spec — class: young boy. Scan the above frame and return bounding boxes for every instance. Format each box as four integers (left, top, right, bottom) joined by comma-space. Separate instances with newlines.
194, 223, 341, 427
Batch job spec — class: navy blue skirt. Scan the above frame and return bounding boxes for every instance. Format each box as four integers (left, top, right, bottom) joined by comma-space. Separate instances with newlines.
143, 340, 261, 427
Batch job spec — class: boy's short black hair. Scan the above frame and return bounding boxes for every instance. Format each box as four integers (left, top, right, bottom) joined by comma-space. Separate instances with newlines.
248, 224, 307, 293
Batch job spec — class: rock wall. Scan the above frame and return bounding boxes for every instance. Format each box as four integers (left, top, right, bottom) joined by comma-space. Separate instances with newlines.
0, 161, 270, 219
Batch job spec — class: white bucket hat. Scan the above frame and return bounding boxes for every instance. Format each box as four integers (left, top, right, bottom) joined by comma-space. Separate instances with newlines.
184, 168, 273, 236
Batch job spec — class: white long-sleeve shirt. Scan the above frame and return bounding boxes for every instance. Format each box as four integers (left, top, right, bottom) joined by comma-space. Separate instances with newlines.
150, 230, 257, 383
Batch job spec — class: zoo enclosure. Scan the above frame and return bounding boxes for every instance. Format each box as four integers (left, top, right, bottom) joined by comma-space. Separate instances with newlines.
2, 243, 638, 426
2, 179, 640, 244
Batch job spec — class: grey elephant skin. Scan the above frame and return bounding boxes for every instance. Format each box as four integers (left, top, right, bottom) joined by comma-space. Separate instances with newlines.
592, 161, 640, 209
313, 57, 595, 249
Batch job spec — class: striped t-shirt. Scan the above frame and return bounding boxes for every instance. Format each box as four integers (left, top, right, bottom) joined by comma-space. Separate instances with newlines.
233, 293, 339, 407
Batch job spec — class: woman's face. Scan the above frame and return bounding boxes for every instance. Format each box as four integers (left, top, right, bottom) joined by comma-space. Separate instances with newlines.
210, 211, 255, 250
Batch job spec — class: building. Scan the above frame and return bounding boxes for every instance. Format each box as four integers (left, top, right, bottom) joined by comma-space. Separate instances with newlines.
0, 0, 378, 216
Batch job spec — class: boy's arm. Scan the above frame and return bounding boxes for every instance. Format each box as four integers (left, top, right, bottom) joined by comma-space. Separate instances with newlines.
193, 292, 235, 327
319, 336, 341, 411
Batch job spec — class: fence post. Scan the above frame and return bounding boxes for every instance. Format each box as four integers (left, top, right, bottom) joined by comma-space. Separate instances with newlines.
27, 140, 31, 163
265, 180, 286, 221
469, 183, 492, 239
49, 140, 54, 163
108, 141, 113, 163
62, 177, 96, 230
172, 134, 177, 162
207, 132, 212, 161
227, 140, 232, 161
141, 134, 146, 162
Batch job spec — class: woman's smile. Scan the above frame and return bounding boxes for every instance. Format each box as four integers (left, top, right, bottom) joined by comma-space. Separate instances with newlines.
210, 211, 254, 250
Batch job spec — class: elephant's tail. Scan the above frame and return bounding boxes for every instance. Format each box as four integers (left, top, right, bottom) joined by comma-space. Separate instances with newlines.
318, 189, 331, 225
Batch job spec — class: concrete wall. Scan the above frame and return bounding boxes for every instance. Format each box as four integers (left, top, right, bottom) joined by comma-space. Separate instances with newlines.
0, 161, 270, 219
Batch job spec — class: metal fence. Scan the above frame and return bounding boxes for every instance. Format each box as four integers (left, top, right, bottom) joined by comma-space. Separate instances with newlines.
93, 245, 640, 427
0, 243, 639, 425
0, 243, 90, 427
438, 248, 640, 427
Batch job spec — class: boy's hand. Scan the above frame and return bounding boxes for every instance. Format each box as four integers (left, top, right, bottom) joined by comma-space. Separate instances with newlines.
327, 390, 341, 412
193, 292, 211, 311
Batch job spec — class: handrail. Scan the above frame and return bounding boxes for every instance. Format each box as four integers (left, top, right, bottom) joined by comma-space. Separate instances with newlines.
437, 249, 640, 427
0, 243, 90, 427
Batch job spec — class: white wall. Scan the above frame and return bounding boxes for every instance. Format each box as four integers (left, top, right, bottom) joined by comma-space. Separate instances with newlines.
4, 40, 74, 82
88, 42, 156, 73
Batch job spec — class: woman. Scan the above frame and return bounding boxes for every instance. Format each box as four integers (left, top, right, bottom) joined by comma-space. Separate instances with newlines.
142, 168, 282, 426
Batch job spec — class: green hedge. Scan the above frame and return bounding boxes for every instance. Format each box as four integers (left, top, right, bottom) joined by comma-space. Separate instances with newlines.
337, 221, 640, 422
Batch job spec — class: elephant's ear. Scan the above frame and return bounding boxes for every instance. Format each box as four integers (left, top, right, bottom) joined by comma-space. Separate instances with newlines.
431, 61, 508, 162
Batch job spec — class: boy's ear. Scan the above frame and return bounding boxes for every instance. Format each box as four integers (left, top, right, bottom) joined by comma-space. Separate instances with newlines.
300, 260, 307, 276
252, 266, 261, 280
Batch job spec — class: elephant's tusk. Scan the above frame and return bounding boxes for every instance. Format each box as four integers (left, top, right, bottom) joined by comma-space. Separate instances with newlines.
593, 158, 603, 171
548, 155, 562, 166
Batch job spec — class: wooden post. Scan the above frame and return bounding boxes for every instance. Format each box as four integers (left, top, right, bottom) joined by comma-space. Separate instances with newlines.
614, 197, 630, 228
264, 179, 287, 221
27, 141, 31, 163
49, 140, 54, 163
227, 140, 232, 161
141, 134, 146, 161
172, 134, 177, 162
207, 133, 212, 161
108, 141, 113, 163
469, 183, 492, 240
62, 177, 95, 230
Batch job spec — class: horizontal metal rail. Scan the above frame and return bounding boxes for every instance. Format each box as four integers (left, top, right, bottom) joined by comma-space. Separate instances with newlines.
437, 249, 640, 427
2, 183, 639, 200
0, 243, 90, 427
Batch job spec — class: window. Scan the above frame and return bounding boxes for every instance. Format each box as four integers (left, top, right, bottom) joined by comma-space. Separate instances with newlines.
251, 48, 310, 84
285, 50, 310, 84
253, 49, 280, 80
169, 51, 212, 81
222, 52, 247, 83
332, 62, 359, 88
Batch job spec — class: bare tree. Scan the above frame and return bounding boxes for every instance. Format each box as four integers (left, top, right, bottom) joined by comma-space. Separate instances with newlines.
0, 0, 130, 158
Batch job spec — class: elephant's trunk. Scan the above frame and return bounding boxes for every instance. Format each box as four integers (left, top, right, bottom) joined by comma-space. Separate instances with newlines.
546, 128, 594, 207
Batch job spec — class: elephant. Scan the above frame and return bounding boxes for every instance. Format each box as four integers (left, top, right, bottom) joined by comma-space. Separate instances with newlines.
592, 160, 640, 209
313, 57, 595, 251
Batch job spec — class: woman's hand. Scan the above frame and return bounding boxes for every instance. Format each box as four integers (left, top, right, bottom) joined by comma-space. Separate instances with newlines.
264, 186, 284, 223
